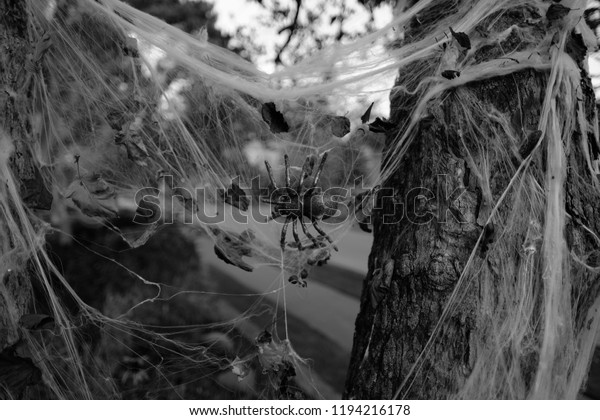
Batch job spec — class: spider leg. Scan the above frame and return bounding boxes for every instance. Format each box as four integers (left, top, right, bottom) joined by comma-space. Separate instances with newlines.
264, 160, 282, 220
312, 219, 338, 251
297, 156, 313, 193
311, 152, 328, 188
299, 217, 320, 248
264, 160, 278, 189
284, 154, 290, 188
280, 217, 291, 251
291, 218, 303, 250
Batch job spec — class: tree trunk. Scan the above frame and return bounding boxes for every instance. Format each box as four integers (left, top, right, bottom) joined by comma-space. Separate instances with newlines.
0, 0, 50, 354
345, 3, 600, 399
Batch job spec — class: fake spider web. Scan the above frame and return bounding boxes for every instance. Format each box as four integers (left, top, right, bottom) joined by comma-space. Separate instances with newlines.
2, 0, 600, 400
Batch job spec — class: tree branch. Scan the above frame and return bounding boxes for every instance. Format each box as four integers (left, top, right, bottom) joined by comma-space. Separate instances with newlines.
275, 0, 302, 65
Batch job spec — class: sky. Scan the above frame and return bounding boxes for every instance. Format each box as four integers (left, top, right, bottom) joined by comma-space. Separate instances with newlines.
205, 0, 394, 74
203, 0, 398, 124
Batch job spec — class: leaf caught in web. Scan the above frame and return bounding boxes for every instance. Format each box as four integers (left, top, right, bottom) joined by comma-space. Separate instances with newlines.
546, 3, 572, 21
449, 27, 471, 50
65, 175, 119, 219
254, 335, 297, 393
19, 314, 55, 331
231, 357, 250, 381
213, 228, 255, 272
256, 329, 272, 344
261, 102, 289, 133
275, 360, 297, 393
328, 115, 351, 137
220, 178, 250, 211
361, 102, 375, 123
214, 245, 253, 272
287, 275, 307, 288
441, 70, 461, 79
256, 337, 287, 373
368, 117, 395, 133
565, 32, 587, 64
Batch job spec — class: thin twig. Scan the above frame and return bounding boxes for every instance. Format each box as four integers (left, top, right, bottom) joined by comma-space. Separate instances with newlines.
275, 0, 302, 64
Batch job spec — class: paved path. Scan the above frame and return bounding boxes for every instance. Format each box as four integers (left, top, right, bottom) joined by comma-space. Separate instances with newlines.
196, 234, 368, 352
194, 226, 373, 397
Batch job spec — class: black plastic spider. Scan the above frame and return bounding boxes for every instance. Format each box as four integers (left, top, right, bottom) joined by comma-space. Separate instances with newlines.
263, 153, 338, 251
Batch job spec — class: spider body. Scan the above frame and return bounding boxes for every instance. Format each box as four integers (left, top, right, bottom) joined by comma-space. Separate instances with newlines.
263, 153, 338, 251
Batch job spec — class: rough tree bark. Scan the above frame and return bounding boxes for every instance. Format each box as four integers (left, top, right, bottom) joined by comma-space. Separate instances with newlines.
1, 0, 31, 350
0, 0, 51, 389
345, 3, 600, 399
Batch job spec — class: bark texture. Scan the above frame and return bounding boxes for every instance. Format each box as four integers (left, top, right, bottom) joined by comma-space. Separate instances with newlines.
0, 0, 55, 398
1, 0, 29, 350
345, 6, 600, 399
0, 0, 49, 353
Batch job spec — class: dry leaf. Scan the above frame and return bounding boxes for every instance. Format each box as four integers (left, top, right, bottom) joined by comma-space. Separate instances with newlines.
254, 335, 296, 392
368, 117, 395, 133
213, 228, 255, 272
287, 275, 306, 288
261, 102, 289, 133
361, 102, 375, 124
66, 175, 119, 219
256, 339, 287, 373
565, 32, 587, 64
546, 3, 572, 21
449, 27, 471, 50
328, 115, 351, 137
256, 330, 272, 344
441, 70, 461, 79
